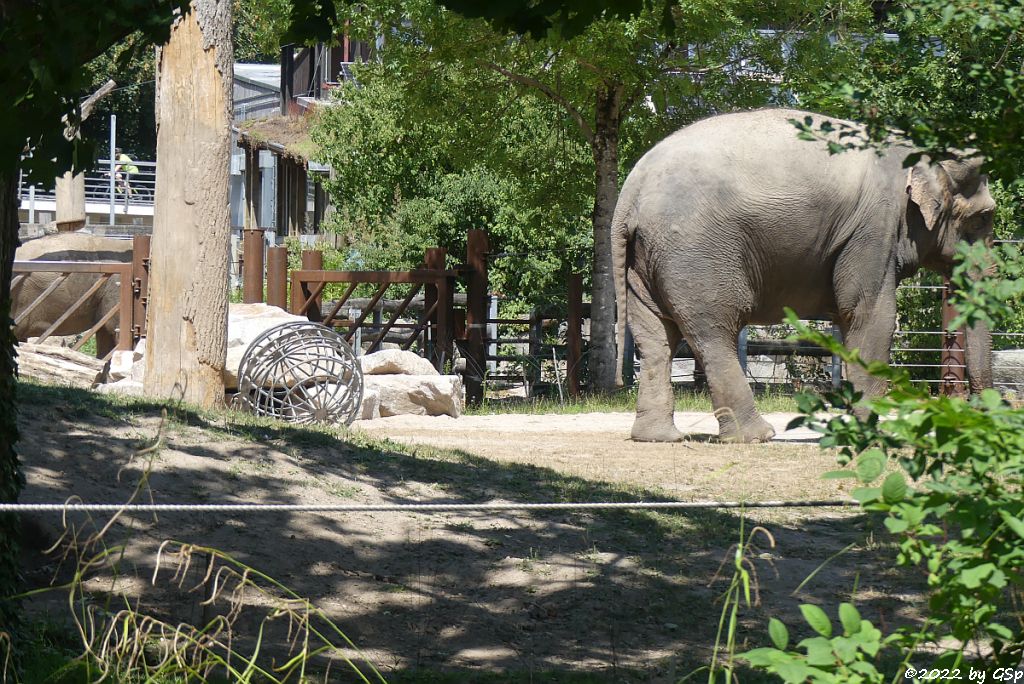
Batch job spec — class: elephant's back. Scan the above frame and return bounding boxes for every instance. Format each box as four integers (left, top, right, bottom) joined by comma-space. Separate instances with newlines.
16, 233, 134, 262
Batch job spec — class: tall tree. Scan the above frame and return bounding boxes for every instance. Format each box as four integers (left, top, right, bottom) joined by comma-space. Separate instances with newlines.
0, 0, 189, 640
328, 0, 852, 390
144, 0, 234, 407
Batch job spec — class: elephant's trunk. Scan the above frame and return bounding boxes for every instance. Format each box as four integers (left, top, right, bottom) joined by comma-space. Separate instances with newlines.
965, 318, 993, 394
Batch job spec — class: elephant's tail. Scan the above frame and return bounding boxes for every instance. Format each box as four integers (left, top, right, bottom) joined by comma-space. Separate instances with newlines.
611, 207, 631, 389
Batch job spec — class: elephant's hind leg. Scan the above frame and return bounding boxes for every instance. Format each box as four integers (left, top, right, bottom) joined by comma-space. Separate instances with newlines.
687, 330, 775, 444
628, 285, 683, 442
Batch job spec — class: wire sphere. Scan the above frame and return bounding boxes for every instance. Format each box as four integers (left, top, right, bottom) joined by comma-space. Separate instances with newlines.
232, 322, 363, 426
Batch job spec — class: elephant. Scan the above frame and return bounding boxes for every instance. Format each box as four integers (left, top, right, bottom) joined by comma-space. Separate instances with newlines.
611, 108, 995, 443
11, 232, 135, 357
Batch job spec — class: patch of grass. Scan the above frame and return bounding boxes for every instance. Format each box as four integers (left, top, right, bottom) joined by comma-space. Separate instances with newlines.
470, 387, 799, 415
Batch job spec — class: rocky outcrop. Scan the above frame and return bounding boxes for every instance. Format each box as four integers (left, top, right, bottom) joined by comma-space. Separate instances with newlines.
364, 374, 463, 418
16, 343, 106, 388
994, 349, 1024, 395
359, 349, 439, 377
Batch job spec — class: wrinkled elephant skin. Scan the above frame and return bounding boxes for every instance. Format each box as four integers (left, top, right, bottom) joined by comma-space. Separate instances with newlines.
612, 108, 995, 443
12, 233, 134, 357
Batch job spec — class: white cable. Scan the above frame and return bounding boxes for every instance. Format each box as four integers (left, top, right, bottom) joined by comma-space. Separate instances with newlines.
0, 500, 859, 514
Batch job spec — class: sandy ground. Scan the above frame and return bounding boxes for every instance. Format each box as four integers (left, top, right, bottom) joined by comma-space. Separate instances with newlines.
16, 389, 920, 681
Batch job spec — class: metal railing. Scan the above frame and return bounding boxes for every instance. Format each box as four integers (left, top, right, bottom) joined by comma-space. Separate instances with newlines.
18, 159, 156, 219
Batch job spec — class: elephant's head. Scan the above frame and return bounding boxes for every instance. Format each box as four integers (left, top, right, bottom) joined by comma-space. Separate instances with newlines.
906, 154, 996, 392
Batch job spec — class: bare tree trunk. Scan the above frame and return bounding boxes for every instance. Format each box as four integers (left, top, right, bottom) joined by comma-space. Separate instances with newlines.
144, 1, 232, 407
0, 169, 25, 631
589, 83, 623, 392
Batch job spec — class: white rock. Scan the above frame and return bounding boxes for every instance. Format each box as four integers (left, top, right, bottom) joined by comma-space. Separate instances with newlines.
994, 349, 1024, 394
365, 374, 463, 417
360, 349, 439, 376
223, 303, 310, 390
17, 343, 105, 388
357, 387, 381, 421
108, 350, 135, 382
96, 378, 145, 397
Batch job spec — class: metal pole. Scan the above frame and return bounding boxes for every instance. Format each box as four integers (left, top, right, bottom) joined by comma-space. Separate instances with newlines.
300, 249, 323, 322
28, 185, 35, 224
266, 246, 288, 310
941, 277, 967, 397
242, 229, 266, 303
109, 114, 117, 225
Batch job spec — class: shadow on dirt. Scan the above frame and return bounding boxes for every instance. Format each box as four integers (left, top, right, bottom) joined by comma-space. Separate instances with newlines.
14, 381, 923, 682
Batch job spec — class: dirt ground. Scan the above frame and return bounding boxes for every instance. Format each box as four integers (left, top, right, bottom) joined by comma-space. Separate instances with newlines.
16, 385, 921, 681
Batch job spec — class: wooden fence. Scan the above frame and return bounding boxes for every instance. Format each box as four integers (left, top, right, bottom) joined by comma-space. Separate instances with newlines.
12, 235, 150, 358
241, 229, 586, 405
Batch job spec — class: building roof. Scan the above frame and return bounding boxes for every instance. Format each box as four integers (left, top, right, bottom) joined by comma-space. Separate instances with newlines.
234, 63, 280, 91
236, 114, 317, 164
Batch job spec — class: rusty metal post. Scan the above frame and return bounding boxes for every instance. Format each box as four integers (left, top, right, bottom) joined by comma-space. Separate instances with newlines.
117, 264, 133, 351
300, 249, 323, 322
465, 230, 488, 405
567, 272, 583, 398
131, 235, 150, 345
266, 246, 288, 310
424, 247, 448, 371
242, 229, 265, 303
941, 276, 967, 397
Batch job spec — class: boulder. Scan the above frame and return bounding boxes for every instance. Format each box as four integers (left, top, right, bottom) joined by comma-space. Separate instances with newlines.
364, 374, 463, 418
96, 378, 145, 397
17, 343, 106, 388
357, 387, 381, 421
223, 303, 310, 390
994, 349, 1024, 394
359, 349, 439, 377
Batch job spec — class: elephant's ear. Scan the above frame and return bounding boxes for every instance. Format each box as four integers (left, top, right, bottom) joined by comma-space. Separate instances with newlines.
906, 164, 953, 231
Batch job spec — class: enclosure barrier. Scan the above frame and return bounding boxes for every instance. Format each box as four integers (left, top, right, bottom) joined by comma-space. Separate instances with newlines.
12, 235, 150, 357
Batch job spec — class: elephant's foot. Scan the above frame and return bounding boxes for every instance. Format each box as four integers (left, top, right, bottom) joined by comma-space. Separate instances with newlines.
718, 414, 776, 444
630, 414, 683, 442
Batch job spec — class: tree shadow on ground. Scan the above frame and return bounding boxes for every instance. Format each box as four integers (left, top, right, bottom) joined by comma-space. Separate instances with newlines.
14, 381, 924, 682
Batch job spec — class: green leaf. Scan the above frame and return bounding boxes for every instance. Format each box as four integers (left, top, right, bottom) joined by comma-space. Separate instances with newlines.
881, 472, 907, 504
800, 604, 832, 638
768, 617, 789, 650
838, 603, 861, 635
852, 487, 882, 504
855, 449, 886, 483
999, 510, 1024, 540
822, 470, 858, 480
960, 562, 996, 588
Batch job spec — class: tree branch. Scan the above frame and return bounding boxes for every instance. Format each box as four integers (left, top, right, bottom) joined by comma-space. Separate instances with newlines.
481, 60, 595, 144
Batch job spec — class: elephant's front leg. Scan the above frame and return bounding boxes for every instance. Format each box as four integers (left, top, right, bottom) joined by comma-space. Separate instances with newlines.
628, 288, 683, 442
837, 291, 898, 401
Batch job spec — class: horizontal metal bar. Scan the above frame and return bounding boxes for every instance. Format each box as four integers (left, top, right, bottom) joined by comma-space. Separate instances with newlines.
890, 363, 965, 368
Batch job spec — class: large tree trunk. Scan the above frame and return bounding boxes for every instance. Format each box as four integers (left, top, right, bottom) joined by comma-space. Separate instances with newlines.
0, 170, 25, 631
589, 83, 623, 392
144, 2, 233, 407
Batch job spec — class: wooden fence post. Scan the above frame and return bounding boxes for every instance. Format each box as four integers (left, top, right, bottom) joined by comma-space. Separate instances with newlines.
300, 249, 323, 322
242, 228, 265, 303
465, 229, 488, 405
941, 276, 967, 397
266, 246, 288, 310
567, 271, 583, 398
424, 247, 449, 371
131, 235, 150, 345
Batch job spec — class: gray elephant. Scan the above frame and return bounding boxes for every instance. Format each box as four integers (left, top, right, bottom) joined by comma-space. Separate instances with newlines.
12, 232, 134, 357
612, 108, 995, 443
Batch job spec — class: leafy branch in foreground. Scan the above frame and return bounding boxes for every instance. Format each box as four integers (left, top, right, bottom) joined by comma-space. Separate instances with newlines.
741, 308, 1024, 679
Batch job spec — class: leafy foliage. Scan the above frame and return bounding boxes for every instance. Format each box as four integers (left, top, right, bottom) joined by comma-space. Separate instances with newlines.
793, 0, 1024, 186
744, 310, 1024, 673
